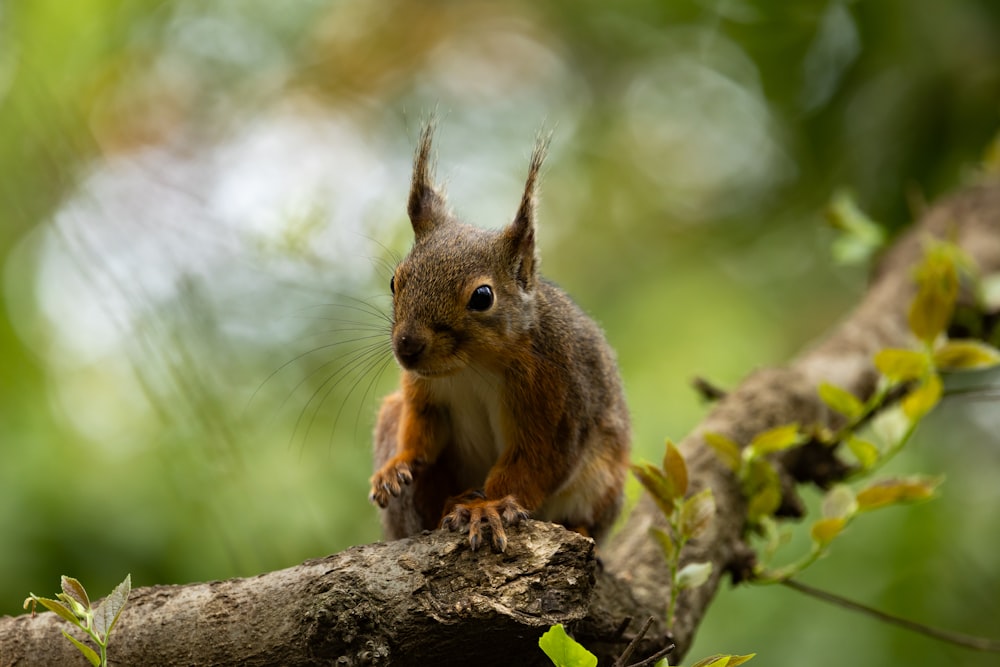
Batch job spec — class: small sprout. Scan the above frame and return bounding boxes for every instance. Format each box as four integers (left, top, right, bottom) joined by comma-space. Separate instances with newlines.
24, 574, 131, 667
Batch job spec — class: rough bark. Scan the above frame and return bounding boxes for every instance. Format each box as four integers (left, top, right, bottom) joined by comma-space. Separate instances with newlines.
3, 181, 999, 666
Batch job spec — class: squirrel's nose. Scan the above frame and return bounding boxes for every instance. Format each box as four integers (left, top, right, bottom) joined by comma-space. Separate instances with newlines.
394, 334, 427, 367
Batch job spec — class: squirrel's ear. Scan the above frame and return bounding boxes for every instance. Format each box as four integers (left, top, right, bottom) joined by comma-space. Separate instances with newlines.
408, 121, 449, 237
504, 134, 549, 289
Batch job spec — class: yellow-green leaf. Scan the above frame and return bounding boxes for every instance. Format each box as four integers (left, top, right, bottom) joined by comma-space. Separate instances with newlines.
817, 382, 865, 420
26, 596, 81, 625
649, 526, 676, 562
909, 247, 960, 344
680, 488, 716, 540
933, 340, 1000, 371
704, 432, 741, 472
811, 517, 847, 546
538, 624, 598, 667
747, 486, 782, 524
662, 439, 689, 499
631, 463, 677, 518
856, 476, 941, 512
62, 630, 101, 667
748, 424, 803, 456
846, 435, 879, 469
901, 373, 942, 421
874, 348, 929, 382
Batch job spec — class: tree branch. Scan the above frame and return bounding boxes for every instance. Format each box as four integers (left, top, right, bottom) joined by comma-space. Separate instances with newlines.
3, 181, 999, 666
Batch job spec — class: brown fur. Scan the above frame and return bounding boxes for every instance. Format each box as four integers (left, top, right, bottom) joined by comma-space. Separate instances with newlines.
370, 122, 630, 551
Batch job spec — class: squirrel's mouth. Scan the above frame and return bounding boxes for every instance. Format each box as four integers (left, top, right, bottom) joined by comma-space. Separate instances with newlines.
398, 359, 465, 378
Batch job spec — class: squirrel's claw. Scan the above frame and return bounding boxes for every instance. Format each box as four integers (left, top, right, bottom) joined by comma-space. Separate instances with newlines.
369, 457, 417, 508
440, 494, 529, 552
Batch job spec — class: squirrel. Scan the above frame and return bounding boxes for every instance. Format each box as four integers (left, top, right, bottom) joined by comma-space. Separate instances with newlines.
369, 121, 631, 552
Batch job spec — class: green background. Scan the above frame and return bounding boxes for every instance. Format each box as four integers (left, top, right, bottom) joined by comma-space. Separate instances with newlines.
2, 1, 999, 664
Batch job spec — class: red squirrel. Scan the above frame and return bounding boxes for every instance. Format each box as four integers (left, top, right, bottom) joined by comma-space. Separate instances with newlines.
369, 122, 631, 551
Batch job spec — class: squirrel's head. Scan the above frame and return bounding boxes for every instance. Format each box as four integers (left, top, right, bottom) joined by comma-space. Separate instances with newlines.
389, 122, 548, 377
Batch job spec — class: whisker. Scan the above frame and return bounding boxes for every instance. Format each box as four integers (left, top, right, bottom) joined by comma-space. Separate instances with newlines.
291, 338, 393, 451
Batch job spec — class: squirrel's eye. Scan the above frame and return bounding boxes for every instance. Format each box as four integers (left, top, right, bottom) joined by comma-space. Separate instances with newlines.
390, 276, 396, 294
467, 285, 494, 312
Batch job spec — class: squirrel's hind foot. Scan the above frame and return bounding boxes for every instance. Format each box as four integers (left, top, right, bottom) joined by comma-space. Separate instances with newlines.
440, 493, 530, 552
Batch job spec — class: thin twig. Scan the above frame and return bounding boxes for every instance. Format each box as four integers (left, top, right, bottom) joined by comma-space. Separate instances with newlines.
781, 578, 1000, 652
614, 616, 654, 667
627, 643, 677, 667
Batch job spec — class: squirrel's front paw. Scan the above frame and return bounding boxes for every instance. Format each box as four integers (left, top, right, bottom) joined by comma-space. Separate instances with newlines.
440, 493, 530, 552
369, 456, 419, 508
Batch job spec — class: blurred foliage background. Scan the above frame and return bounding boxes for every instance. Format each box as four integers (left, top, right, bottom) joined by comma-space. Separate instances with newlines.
2, 0, 999, 664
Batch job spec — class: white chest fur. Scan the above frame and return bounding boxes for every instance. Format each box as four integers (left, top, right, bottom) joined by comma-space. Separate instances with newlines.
426, 365, 506, 489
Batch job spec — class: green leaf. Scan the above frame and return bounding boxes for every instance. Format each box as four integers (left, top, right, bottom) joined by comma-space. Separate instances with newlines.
826, 190, 886, 266
744, 459, 782, 523
632, 463, 678, 518
909, 246, 960, 344
933, 340, 1000, 371
61, 576, 91, 612
704, 432, 741, 472
811, 518, 847, 546
92, 574, 131, 641
817, 382, 865, 420
874, 348, 929, 382
676, 561, 713, 590
846, 435, 879, 469
747, 486, 782, 524
538, 624, 598, 667
663, 440, 689, 499
650, 526, 677, 562
747, 424, 803, 457
856, 477, 941, 512
27, 596, 83, 626
821, 485, 858, 520
680, 488, 716, 540
61, 630, 101, 667
901, 373, 942, 421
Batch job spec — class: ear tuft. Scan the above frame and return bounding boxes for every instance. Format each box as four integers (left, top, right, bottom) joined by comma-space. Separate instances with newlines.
505, 132, 551, 289
407, 119, 448, 236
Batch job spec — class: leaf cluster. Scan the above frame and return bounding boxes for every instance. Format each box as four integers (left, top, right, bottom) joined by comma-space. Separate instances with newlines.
23, 574, 131, 667
632, 441, 717, 628
728, 239, 1000, 582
